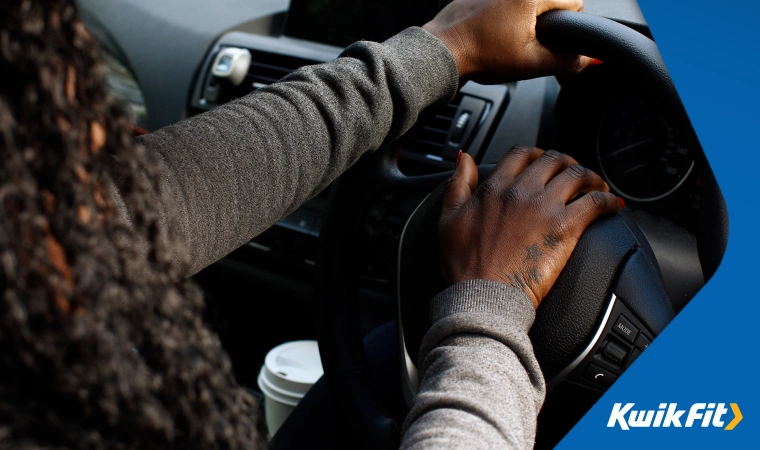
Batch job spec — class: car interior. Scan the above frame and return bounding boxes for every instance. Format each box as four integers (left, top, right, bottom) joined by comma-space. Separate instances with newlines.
77, 0, 728, 447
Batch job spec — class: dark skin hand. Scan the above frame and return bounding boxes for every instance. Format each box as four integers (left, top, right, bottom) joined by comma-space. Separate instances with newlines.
439, 147, 621, 308
423, 0, 593, 83
425, 0, 610, 308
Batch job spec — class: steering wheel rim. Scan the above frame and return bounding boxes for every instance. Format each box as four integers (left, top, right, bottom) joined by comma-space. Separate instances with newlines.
315, 11, 726, 449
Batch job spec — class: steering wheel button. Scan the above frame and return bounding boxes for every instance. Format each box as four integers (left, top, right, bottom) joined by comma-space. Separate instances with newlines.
612, 314, 638, 343
635, 333, 652, 350
582, 363, 617, 388
603, 341, 628, 364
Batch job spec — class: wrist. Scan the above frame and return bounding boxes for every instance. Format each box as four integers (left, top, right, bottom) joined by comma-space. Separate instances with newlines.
449, 274, 540, 309
422, 22, 474, 79
431, 279, 537, 331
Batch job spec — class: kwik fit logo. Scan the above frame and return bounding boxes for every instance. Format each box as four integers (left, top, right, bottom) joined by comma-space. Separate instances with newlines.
608, 403, 743, 430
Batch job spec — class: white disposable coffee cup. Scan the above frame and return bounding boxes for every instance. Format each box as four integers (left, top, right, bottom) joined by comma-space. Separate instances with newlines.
257, 340, 324, 437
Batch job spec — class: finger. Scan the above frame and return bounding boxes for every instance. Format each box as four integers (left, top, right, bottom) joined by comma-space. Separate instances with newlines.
441, 152, 478, 223
534, 0, 591, 76
532, 42, 594, 76
516, 149, 579, 187
546, 164, 610, 203
490, 145, 545, 184
566, 190, 621, 231
537, 0, 584, 14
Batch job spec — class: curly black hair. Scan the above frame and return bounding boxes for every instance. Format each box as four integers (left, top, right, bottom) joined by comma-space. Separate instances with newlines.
0, 1, 266, 448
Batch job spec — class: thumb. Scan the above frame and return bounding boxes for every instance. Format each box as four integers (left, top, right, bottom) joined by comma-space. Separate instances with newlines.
441, 151, 478, 223
534, 39, 594, 76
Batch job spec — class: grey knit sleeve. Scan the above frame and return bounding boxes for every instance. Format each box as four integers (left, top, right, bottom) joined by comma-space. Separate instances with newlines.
400, 280, 546, 450
127, 27, 458, 275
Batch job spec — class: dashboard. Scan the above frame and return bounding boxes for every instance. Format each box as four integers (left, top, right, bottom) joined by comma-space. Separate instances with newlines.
555, 67, 703, 237
78, 0, 707, 390
597, 88, 695, 203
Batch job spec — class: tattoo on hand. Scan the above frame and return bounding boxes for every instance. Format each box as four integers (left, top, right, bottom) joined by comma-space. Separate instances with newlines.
528, 268, 542, 283
525, 243, 543, 262
543, 231, 560, 250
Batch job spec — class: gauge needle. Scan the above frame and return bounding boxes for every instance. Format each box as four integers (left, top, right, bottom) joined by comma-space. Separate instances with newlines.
624, 163, 648, 174
606, 137, 655, 158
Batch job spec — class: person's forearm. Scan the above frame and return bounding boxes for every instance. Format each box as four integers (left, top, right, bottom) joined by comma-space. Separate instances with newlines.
121, 27, 458, 275
401, 280, 546, 450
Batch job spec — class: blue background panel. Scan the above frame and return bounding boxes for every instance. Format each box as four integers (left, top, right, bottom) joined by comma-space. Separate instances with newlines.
560, 0, 759, 447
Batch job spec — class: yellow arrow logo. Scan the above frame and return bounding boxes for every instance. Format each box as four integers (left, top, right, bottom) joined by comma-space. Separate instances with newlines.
724, 403, 742, 430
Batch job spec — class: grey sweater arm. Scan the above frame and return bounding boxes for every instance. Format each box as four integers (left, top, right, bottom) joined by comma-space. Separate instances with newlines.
401, 280, 546, 449
126, 25, 546, 449
131, 27, 458, 275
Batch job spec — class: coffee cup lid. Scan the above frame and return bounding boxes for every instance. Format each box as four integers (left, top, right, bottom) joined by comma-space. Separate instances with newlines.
260, 340, 323, 397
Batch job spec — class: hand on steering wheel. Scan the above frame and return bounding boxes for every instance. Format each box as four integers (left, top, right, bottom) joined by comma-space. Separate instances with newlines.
317, 9, 699, 448
423, 0, 593, 83
439, 147, 622, 308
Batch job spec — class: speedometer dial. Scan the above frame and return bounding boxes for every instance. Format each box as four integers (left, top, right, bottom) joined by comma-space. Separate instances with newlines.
597, 88, 694, 202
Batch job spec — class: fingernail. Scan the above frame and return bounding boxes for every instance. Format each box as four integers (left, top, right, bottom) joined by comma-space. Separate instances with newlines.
591, 58, 604, 66
455, 150, 463, 168
618, 196, 626, 208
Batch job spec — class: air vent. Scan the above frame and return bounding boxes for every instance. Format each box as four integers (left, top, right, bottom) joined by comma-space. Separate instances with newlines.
246, 50, 318, 90
399, 93, 491, 175
400, 94, 463, 164
202, 48, 321, 105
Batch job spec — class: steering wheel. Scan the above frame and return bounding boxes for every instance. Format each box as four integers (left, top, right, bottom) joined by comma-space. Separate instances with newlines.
315, 11, 727, 450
